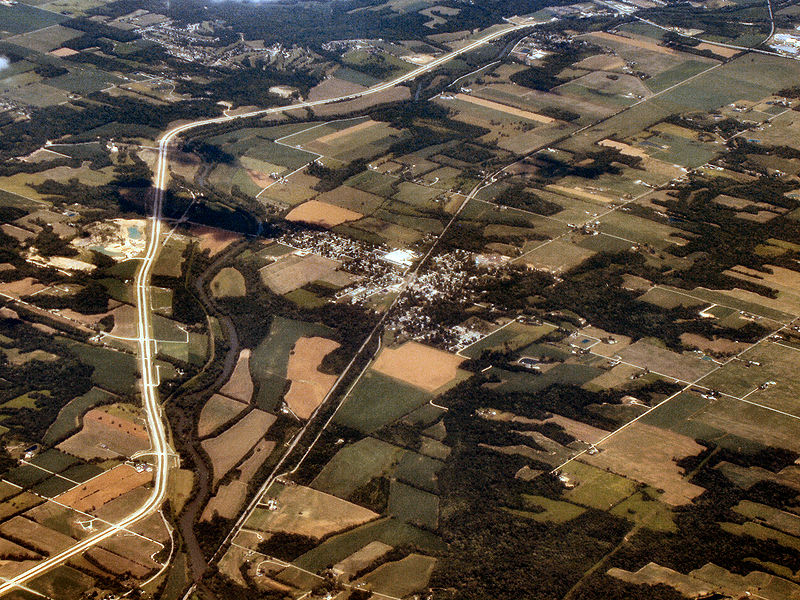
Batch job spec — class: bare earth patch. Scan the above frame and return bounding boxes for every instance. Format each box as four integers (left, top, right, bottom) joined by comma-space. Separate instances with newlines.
285, 200, 363, 228
285, 336, 341, 419
372, 341, 464, 392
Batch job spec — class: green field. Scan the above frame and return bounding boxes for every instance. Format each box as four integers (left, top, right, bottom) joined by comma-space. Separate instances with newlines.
387, 480, 439, 529
561, 461, 636, 509
334, 370, 432, 433
65, 342, 139, 395
311, 437, 406, 498
394, 452, 443, 493
294, 517, 444, 572
461, 321, 556, 359
492, 364, 604, 394
345, 170, 398, 197
0, 3, 66, 34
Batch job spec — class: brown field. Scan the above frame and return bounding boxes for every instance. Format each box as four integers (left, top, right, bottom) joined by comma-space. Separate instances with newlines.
1, 224, 35, 242
679, 333, 747, 356
202, 409, 276, 483
372, 341, 464, 392
50, 47, 79, 57
724, 264, 800, 314
453, 94, 555, 123
0, 517, 75, 555
333, 541, 393, 579
617, 339, 717, 382
55, 465, 152, 513
260, 254, 342, 295
695, 42, 740, 57
189, 224, 241, 256
285, 337, 341, 420
546, 415, 608, 445
197, 394, 249, 438
219, 349, 254, 403
98, 531, 161, 573
86, 546, 154, 579
253, 484, 378, 539
574, 54, 626, 71
583, 422, 705, 505
57, 409, 149, 460
598, 139, 649, 159
285, 200, 363, 228
237, 439, 276, 483
201, 480, 248, 521
0, 277, 46, 299
0, 536, 40, 560
587, 31, 680, 56
308, 78, 367, 102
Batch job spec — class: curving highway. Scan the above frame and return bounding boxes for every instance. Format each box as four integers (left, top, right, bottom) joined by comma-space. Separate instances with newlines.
0, 18, 540, 596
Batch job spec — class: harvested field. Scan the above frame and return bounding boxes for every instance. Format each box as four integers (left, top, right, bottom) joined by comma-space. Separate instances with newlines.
85, 546, 154, 579
259, 254, 341, 295
453, 94, 554, 123
371, 341, 463, 392
197, 394, 248, 438
251, 483, 378, 539
201, 481, 247, 521
695, 42, 740, 57
57, 408, 149, 460
583, 422, 705, 505
55, 465, 151, 513
219, 349, 254, 403
285, 200, 363, 228
201, 409, 276, 483
285, 336, 340, 419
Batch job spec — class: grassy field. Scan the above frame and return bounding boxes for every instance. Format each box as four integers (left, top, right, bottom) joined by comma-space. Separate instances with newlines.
515, 495, 585, 524
0, 3, 66, 33
209, 267, 246, 298
394, 452, 443, 493
561, 461, 637, 509
345, 170, 398, 197
387, 480, 438, 529
334, 370, 432, 433
609, 491, 677, 532
461, 321, 556, 359
355, 553, 436, 598
492, 364, 604, 394
311, 437, 407, 498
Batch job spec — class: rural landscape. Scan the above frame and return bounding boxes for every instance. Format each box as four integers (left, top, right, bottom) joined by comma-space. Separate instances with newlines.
1, 0, 800, 597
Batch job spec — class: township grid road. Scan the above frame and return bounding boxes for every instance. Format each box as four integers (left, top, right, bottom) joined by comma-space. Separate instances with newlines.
0, 19, 541, 596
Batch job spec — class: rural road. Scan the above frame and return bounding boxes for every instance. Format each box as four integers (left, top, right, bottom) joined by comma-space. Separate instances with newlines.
0, 17, 542, 596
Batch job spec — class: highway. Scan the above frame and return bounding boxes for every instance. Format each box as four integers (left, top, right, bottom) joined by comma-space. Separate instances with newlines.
0, 18, 541, 596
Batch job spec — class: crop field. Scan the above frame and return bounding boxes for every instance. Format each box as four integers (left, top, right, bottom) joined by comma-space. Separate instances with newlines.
202, 480, 248, 521
0, 492, 43, 519
27, 566, 94, 600
394, 452, 443, 493
57, 408, 149, 460
284, 336, 340, 419
387, 480, 439, 529
583, 421, 705, 506
638, 286, 706, 309
305, 120, 402, 160
597, 211, 684, 250
9, 25, 80, 52
197, 394, 248, 438
519, 239, 596, 273
210, 267, 246, 298
249, 483, 378, 539
372, 341, 463, 392
334, 370, 432, 433
4, 464, 51, 489
218, 349, 254, 404
514, 495, 585, 524
333, 540, 392, 578
201, 408, 276, 483
609, 491, 676, 532
294, 517, 443, 572
311, 437, 407, 498
250, 317, 333, 410
356, 553, 437, 598
285, 200, 363, 228
48, 67, 122, 95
